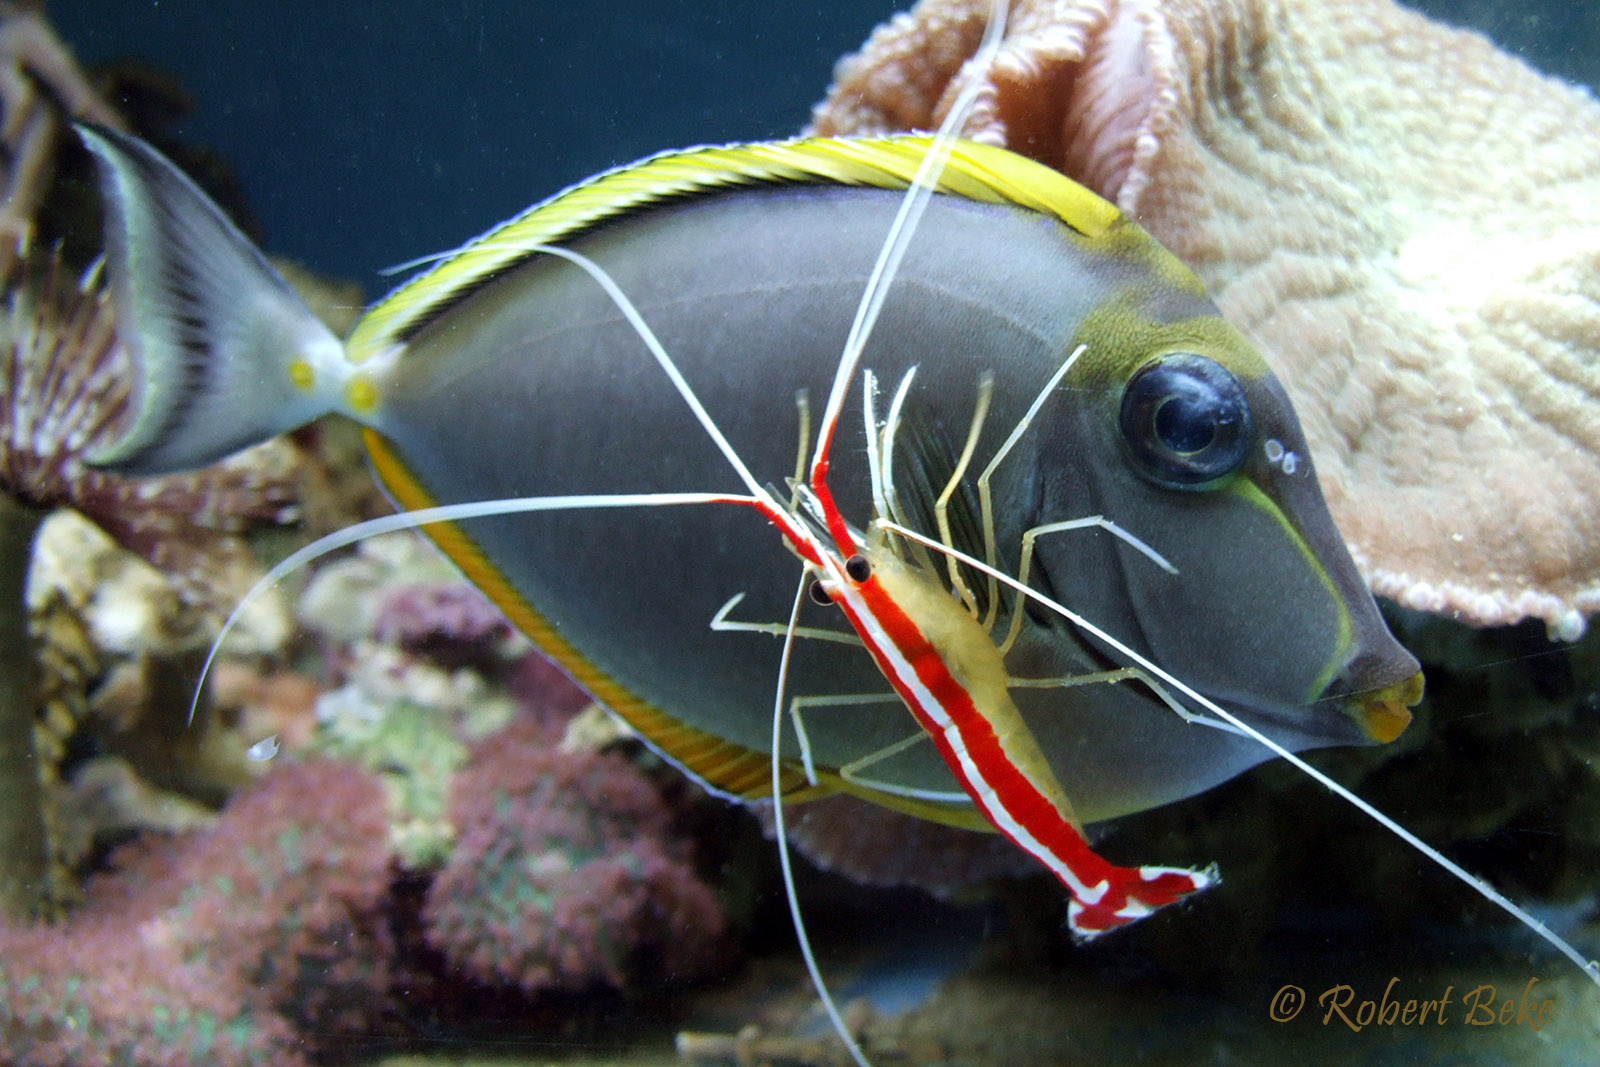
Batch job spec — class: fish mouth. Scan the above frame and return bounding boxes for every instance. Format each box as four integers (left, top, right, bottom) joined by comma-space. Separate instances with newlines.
1341, 669, 1425, 743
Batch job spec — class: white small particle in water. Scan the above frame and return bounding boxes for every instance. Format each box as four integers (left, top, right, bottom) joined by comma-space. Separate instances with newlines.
1264, 438, 1285, 462
1281, 451, 1298, 475
246, 735, 279, 762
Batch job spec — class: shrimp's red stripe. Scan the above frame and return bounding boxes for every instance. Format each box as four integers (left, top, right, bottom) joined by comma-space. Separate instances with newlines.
835, 573, 1211, 936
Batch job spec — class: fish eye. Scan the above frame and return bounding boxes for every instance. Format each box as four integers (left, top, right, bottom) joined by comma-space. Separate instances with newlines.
808, 580, 834, 606
844, 554, 872, 583
1119, 353, 1251, 487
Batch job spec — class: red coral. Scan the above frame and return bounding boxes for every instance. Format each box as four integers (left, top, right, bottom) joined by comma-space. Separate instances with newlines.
0, 913, 300, 1067
424, 714, 725, 994
0, 758, 394, 1065
506, 650, 593, 728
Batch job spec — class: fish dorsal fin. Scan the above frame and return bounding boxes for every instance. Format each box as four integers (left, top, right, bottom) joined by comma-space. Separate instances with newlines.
346, 136, 1124, 362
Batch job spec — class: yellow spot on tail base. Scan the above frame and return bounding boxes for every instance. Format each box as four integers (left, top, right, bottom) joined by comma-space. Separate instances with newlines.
345, 375, 379, 415
289, 358, 315, 390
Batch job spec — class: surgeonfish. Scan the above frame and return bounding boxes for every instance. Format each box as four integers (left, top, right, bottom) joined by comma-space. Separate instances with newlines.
75, 124, 1423, 840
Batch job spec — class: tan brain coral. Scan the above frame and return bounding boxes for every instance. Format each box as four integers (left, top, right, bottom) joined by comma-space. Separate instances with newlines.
811, 0, 1600, 639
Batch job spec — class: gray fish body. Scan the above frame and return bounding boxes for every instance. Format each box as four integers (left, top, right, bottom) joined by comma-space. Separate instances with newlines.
78, 126, 1421, 825
378, 186, 1337, 820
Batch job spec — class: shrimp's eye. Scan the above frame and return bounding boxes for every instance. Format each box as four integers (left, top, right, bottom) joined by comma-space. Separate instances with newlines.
808, 580, 833, 606
1120, 353, 1251, 488
844, 555, 872, 583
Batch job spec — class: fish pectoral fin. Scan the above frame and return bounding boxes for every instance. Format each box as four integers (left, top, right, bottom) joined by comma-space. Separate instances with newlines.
883, 403, 994, 615
76, 124, 348, 475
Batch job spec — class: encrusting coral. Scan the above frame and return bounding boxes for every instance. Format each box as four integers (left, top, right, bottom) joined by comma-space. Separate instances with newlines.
424, 709, 728, 994
0, 758, 395, 1066
810, 0, 1600, 640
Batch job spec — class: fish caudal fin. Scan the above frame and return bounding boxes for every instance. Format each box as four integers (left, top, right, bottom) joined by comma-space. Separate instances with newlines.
75, 124, 352, 475
1068, 862, 1219, 940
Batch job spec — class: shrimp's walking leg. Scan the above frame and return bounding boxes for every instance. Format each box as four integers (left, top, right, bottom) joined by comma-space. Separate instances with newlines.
932, 372, 993, 616
1009, 668, 1241, 733
787, 693, 923, 791
954, 343, 1186, 655
710, 592, 862, 647
997, 517, 1177, 656
975, 344, 1084, 630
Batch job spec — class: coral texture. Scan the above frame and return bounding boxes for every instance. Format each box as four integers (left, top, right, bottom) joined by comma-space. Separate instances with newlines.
1, 251, 300, 608
0, 758, 394, 1065
424, 713, 726, 993
810, 0, 1600, 639
298, 533, 541, 868
374, 580, 515, 672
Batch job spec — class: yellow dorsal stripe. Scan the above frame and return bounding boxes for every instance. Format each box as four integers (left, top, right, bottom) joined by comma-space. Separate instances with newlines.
345, 136, 1122, 361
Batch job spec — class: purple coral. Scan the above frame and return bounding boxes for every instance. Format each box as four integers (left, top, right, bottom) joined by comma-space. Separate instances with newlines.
0, 758, 395, 1065
0, 914, 301, 1067
373, 580, 514, 672
424, 714, 726, 993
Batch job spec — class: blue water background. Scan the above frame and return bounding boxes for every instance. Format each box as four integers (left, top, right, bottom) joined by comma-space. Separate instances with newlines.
51, 1, 901, 287
49, 1, 1600, 290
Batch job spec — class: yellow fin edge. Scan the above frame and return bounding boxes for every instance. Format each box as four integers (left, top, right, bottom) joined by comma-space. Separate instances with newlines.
362, 428, 820, 802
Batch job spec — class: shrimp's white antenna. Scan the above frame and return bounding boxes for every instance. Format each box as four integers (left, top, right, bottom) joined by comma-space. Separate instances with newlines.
808, 0, 1012, 483
770, 574, 872, 1067
188, 491, 753, 723
769, 4, 1014, 1059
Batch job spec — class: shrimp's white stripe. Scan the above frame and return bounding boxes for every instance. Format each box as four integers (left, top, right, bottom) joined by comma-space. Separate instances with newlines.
829, 580, 1110, 906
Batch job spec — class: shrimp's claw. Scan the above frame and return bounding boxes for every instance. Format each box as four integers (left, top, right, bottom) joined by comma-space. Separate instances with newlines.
1068, 862, 1220, 940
